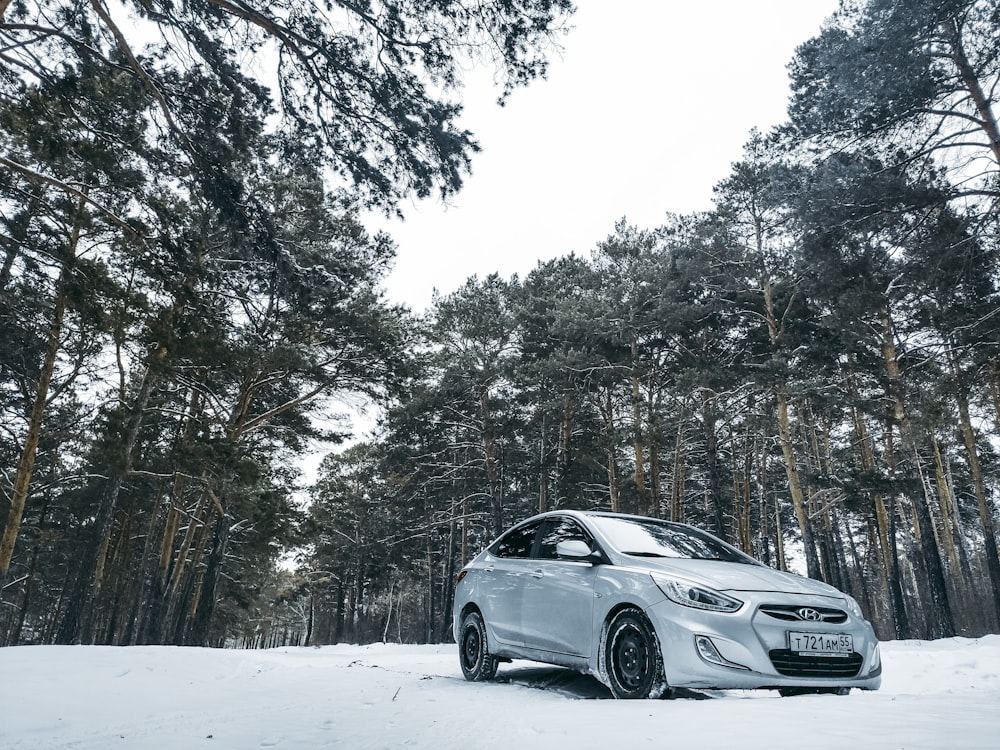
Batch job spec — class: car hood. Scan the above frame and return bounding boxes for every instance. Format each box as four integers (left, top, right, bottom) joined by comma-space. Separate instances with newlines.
634, 558, 844, 598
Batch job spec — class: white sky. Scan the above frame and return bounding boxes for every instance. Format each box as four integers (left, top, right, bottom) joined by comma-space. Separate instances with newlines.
372, 1, 840, 312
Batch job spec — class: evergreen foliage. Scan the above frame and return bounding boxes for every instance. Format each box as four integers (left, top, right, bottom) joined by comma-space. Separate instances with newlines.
2, 0, 1000, 647
0, 0, 573, 645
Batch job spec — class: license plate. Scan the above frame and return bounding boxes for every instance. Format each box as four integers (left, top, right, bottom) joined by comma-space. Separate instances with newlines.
788, 631, 853, 657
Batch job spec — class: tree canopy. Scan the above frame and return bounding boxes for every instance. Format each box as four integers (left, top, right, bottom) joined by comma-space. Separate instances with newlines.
2, 0, 1000, 650
1, 0, 574, 212
787, 0, 1000, 207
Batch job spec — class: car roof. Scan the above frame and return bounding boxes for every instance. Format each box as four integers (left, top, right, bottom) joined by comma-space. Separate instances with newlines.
514, 509, 679, 525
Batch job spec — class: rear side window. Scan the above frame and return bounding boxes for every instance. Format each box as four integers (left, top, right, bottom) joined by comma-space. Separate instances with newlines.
491, 521, 541, 558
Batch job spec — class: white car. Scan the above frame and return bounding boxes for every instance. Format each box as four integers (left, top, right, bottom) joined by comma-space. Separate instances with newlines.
453, 510, 882, 698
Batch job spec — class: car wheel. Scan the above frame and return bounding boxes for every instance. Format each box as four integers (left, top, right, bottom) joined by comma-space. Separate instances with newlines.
604, 609, 667, 699
459, 611, 499, 682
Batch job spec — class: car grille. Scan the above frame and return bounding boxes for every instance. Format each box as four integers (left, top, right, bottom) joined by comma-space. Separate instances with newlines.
768, 649, 864, 678
758, 604, 847, 624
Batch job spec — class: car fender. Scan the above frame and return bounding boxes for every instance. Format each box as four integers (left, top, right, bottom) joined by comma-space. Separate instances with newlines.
588, 566, 667, 677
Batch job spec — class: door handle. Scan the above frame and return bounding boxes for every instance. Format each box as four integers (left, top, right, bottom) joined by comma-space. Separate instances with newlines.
531, 569, 544, 578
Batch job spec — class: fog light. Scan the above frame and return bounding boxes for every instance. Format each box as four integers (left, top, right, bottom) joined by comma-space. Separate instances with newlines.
695, 635, 751, 670
696, 635, 725, 665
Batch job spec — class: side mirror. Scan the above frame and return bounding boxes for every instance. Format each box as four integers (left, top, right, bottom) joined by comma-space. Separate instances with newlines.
556, 539, 597, 561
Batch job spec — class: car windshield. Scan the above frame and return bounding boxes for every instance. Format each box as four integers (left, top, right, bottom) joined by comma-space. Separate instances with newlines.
589, 516, 757, 564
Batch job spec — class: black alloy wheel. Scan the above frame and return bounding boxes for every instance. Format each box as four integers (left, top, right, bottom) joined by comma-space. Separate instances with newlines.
459, 611, 499, 681
604, 609, 667, 699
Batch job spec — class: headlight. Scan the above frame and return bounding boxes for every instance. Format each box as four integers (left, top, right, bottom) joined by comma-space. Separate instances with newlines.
843, 595, 864, 619
870, 642, 881, 672
652, 574, 743, 612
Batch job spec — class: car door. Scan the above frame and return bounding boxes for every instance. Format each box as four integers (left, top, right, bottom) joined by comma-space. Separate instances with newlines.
519, 516, 598, 656
480, 520, 542, 647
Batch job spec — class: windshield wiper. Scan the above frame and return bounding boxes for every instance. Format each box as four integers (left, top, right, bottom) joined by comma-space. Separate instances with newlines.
621, 551, 669, 558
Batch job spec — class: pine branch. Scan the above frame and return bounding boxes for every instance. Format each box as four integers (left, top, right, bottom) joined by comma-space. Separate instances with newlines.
0, 154, 145, 240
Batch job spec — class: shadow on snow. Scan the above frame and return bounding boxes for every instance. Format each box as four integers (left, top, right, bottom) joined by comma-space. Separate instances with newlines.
495, 665, 716, 700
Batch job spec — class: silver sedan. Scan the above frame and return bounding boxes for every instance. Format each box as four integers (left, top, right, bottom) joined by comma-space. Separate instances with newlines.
453, 511, 882, 698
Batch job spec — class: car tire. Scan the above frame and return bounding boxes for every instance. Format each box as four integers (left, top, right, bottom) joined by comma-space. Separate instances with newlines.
459, 611, 499, 682
604, 609, 667, 699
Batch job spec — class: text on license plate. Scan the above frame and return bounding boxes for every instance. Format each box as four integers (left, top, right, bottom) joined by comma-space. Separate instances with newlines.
788, 631, 853, 656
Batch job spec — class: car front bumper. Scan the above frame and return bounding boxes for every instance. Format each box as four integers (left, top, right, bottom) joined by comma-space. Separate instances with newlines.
644, 593, 882, 691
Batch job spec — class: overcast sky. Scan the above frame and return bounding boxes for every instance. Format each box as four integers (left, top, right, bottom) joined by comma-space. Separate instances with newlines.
369, 1, 840, 312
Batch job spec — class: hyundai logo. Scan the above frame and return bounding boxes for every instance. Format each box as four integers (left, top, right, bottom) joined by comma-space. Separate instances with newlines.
797, 607, 823, 621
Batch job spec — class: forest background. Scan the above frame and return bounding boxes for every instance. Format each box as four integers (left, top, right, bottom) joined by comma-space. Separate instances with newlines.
2, 0, 1000, 651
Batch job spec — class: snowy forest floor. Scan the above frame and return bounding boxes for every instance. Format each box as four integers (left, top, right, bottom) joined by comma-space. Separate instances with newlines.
2, 636, 998, 749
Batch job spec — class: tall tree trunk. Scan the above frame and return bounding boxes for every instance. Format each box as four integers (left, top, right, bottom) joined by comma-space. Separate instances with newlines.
732, 426, 752, 555
880, 305, 954, 638
942, 19, 1000, 168
841, 513, 874, 624
756, 434, 771, 567
130, 391, 200, 645
440, 498, 457, 642
0, 196, 85, 589
987, 360, 1000, 428
939, 442, 976, 596
461, 496, 469, 567
828, 508, 851, 596
773, 494, 787, 573
670, 411, 685, 523
129, 479, 169, 645
0, 280, 68, 588
304, 589, 315, 647
55, 239, 200, 645
103, 490, 139, 644
775, 387, 822, 580
648, 436, 662, 519
846, 357, 900, 630
646, 388, 662, 518
334, 578, 345, 643
479, 387, 503, 536
930, 438, 958, 569
157, 492, 208, 642
56, 352, 164, 644
599, 388, 621, 513
0, 237, 17, 291
630, 340, 647, 515
558, 393, 573, 507
702, 389, 727, 542
138, 393, 202, 644
425, 499, 435, 643
6, 501, 50, 646
809, 400, 847, 589
538, 412, 548, 514
887, 493, 912, 639
189, 503, 229, 645
954, 384, 1000, 628
759, 256, 818, 578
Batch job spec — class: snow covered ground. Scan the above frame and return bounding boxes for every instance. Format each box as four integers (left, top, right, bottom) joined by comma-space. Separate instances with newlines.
2, 636, 998, 749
